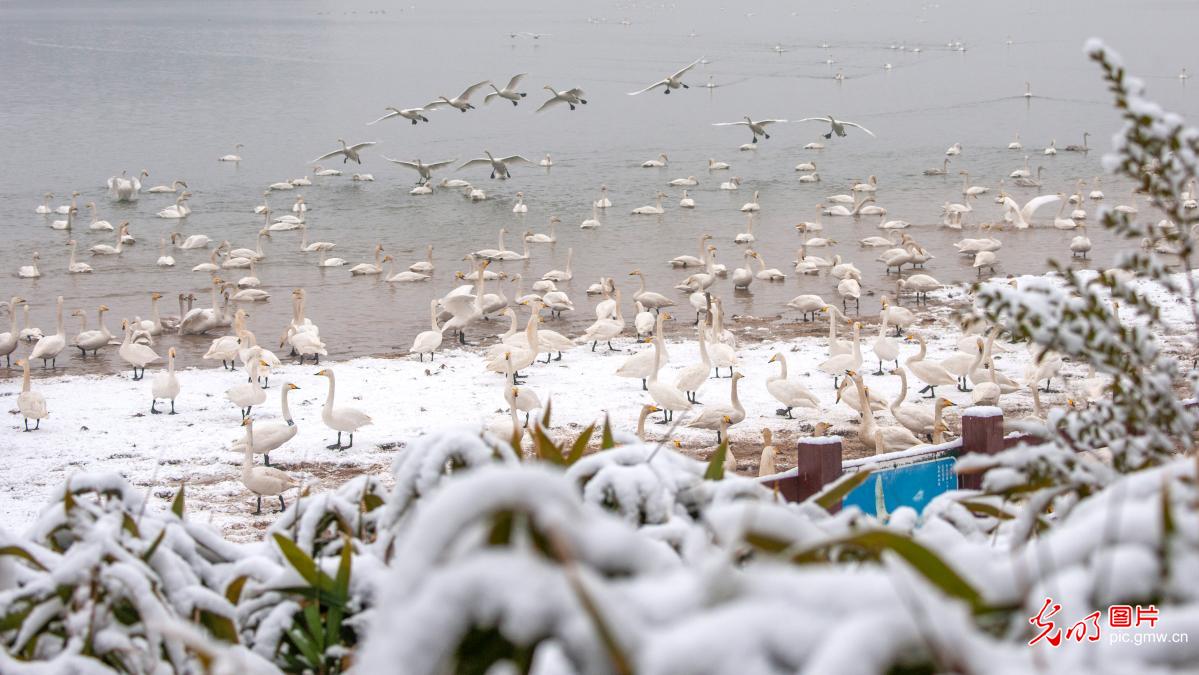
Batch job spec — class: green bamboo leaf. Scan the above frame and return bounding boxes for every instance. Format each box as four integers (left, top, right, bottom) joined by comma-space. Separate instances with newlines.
487, 510, 515, 546
704, 441, 728, 480
273, 534, 320, 587
959, 500, 1017, 520
533, 426, 567, 465
566, 423, 596, 465
600, 415, 615, 449
142, 529, 166, 563
810, 469, 872, 511
564, 568, 632, 675
199, 610, 240, 644
121, 513, 140, 538
171, 483, 186, 519
0, 545, 47, 571
225, 575, 249, 605
540, 399, 553, 428
362, 493, 385, 511
792, 529, 986, 613
304, 602, 324, 653
288, 626, 323, 668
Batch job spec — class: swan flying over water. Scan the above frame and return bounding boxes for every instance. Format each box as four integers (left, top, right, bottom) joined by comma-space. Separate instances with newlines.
536, 86, 588, 112
458, 151, 534, 179
712, 116, 786, 143
485, 74, 528, 105
627, 57, 705, 95
366, 107, 431, 125
382, 157, 456, 184
311, 138, 376, 165
425, 80, 492, 112
796, 115, 876, 139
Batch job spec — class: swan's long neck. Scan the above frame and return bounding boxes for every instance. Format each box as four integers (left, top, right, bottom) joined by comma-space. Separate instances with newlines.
851, 323, 861, 360
168, 350, 175, 376
8, 302, 19, 335
68, 243, 77, 267
98, 309, 110, 339
893, 369, 908, 408
76, 313, 88, 332
281, 386, 294, 424
22, 361, 31, 393
324, 373, 336, 411
697, 325, 710, 366
914, 336, 927, 362
730, 375, 743, 414
54, 299, 64, 338
776, 356, 788, 380
650, 321, 664, 383
525, 308, 539, 347
565, 248, 573, 274
828, 310, 838, 341
242, 423, 255, 472
430, 301, 441, 331
853, 375, 877, 434
878, 311, 889, 338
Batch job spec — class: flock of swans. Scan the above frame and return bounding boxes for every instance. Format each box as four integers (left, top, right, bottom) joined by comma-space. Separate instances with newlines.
9, 59, 1170, 513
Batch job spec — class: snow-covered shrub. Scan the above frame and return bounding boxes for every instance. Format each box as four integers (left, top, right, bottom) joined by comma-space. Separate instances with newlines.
0, 478, 239, 672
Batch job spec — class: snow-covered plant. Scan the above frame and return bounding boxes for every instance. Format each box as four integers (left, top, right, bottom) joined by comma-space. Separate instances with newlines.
967, 41, 1199, 508
0, 477, 239, 672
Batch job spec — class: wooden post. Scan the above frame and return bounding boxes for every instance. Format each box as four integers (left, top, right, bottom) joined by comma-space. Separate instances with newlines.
796, 436, 843, 504
958, 406, 1005, 490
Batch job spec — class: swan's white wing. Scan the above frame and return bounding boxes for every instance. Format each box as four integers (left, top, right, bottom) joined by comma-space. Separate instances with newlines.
795, 117, 832, 124
457, 80, 492, 101
1021, 194, 1061, 222
712, 121, 750, 127
425, 160, 457, 171
310, 149, 345, 163
671, 57, 704, 79
757, 119, 787, 126
498, 155, 534, 165
442, 293, 477, 317
107, 176, 117, 189
424, 99, 451, 110
564, 88, 586, 98
505, 73, 527, 90
484, 91, 500, 104
840, 120, 876, 137
457, 158, 493, 170
381, 156, 419, 170
627, 79, 668, 95
535, 97, 565, 113
347, 142, 376, 152
366, 110, 400, 125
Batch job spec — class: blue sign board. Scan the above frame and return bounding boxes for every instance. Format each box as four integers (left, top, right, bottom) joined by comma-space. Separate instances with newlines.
842, 456, 958, 516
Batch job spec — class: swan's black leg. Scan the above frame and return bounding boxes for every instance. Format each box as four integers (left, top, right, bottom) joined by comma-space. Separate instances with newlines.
151, 400, 160, 414
580, 99, 587, 104
254, 496, 262, 515
327, 432, 343, 450
682, 83, 689, 89
641, 378, 647, 391
278, 495, 286, 511
264, 453, 270, 466
170, 400, 177, 415
345, 433, 354, 449
524, 412, 530, 427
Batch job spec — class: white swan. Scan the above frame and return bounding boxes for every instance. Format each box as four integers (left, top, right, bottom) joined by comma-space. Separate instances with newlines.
66, 240, 92, 273
147, 179, 188, 194
28, 296, 66, 368
426, 80, 492, 112
766, 352, 819, 418
541, 248, 574, 281
1000, 193, 1061, 229
458, 151, 534, 179
118, 319, 159, 379
227, 359, 268, 417
368, 106, 432, 125
150, 347, 181, 414
712, 116, 787, 143
628, 57, 704, 95
311, 138, 377, 165
686, 372, 745, 442
349, 244, 385, 275
632, 192, 667, 215
641, 153, 669, 168
16, 359, 48, 431
157, 192, 192, 219
107, 170, 146, 202
85, 202, 112, 230
795, 114, 875, 139
238, 417, 300, 513
219, 144, 243, 162
535, 85, 588, 112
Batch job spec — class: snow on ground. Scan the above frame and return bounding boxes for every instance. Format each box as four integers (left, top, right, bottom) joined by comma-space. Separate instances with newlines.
2, 271, 1194, 541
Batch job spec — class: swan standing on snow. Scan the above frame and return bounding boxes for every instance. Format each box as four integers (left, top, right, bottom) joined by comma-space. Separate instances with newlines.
766, 352, 819, 418
796, 114, 876, 139
316, 368, 373, 449
310, 138, 377, 165
239, 417, 300, 514
485, 74, 528, 105
410, 300, 444, 361
426, 80, 492, 112
712, 116, 787, 143
367, 106, 432, 125
458, 151, 534, 179
219, 144, 243, 162
118, 320, 159, 379
627, 57, 704, 95
150, 347, 181, 414
16, 360, 47, 431
535, 85, 588, 112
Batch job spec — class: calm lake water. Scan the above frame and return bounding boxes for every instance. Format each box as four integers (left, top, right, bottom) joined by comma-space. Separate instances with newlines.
1, 0, 1196, 375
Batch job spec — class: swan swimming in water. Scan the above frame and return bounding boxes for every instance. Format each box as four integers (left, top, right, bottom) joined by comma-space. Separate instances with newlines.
218, 144, 243, 162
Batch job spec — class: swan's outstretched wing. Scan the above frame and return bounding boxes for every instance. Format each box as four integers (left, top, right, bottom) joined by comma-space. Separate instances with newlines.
841, 120, 876, 137
497, 155, 534, 165
795, 117, 833, 125
310, 148, 345, 163
671, 57, 704, 80
442, 292, 478, 318
535, 96, 566, 113
564, 88, 586, 98
457, 80, 492, 102
1021, 194, 1061, 222
757, 119, 787, 126
366, 110, 400, 125
424, 99, 452, 110
424, 160, 456, 171
712, 121, 750, 127
484, 88, 501, 104
346, 142, 377, 153
504, 73, 527, 90
627, 79, 669, 95
457, 158, 493, 170
381, 156, 420, 170
107, 176, 117, 190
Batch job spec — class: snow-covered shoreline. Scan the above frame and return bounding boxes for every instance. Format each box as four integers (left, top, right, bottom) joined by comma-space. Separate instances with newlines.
2, 271, 1194, 541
